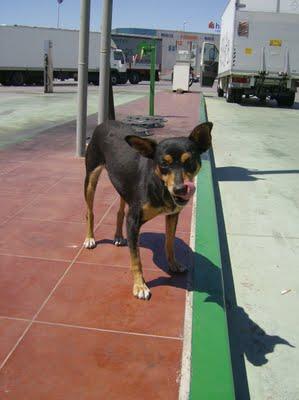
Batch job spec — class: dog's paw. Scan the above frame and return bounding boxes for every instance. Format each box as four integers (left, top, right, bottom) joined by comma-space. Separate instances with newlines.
169, 261, 188, 273
84, 237, 96, 249
133, 283, 151, 300
113, 236, 127, 247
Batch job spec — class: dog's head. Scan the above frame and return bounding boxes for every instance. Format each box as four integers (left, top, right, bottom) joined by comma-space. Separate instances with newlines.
125, 122, 213, 206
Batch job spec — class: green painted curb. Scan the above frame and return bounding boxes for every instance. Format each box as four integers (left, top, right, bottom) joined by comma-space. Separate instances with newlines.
189, 94, 235, 399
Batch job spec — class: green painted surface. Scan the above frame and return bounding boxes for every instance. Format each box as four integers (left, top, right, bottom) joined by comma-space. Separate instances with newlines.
0, 90, 145, 149
189, 94, 235, 399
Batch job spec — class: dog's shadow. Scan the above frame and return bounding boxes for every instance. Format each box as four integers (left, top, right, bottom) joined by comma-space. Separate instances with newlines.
98, 232, 192, 290
98, 231, 293, 372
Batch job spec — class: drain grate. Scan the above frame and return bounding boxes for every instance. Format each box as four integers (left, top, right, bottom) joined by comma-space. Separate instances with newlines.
122, 115, 167, 136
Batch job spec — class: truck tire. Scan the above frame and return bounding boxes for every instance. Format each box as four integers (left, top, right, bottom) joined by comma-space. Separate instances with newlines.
277, 93, 295, 108
226, 88, 235, 103
217, 87, 224, 97
129, 72, 140, 85
110, 72, 119, 86
10, 71, 25, 86
235, 90, 243, 103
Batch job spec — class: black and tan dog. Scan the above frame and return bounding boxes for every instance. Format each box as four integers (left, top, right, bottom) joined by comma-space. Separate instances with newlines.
84, 120, 213, 300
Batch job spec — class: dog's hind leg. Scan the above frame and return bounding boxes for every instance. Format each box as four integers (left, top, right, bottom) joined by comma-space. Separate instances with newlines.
114, 197, 127, 246
84, 165, 104, 249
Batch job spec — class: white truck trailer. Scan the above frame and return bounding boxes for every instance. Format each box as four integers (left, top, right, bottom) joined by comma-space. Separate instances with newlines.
200, 0, 299, 106
0, 25, 127, 86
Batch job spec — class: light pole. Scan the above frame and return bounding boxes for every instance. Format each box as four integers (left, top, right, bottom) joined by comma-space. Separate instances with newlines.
57, 0, 63, 28
98, 0, 113, 124
76, 0, 91, 157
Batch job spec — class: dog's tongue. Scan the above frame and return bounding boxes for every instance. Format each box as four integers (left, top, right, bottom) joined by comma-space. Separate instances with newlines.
178, 181, 196, 201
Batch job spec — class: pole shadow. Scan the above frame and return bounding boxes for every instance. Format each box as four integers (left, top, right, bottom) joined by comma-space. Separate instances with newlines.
215, 166, 299, 182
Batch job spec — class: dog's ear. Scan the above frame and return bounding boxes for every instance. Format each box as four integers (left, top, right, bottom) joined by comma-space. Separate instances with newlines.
189, 122, 213, 154
125, 135, 157, 159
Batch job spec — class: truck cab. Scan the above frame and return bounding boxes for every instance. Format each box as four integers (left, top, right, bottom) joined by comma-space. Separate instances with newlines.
110, 49, 128, 84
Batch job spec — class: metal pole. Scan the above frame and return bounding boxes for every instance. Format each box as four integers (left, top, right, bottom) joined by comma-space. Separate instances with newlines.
276, 0, 280, 12
76, 0, 91, 157
149, 44, 156, 116
44, 40, 54, 93
57, 4, 60, 28
98, 0, 113, 124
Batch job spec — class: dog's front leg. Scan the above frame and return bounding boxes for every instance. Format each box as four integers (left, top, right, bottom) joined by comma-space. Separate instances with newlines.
165, 213, 187, 273
127, 209, 151, 300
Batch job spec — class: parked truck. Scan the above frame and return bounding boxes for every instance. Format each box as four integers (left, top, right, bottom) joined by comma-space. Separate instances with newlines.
200, 0, 299, 106
0, 25, 127, 86
112, 33, 162, 84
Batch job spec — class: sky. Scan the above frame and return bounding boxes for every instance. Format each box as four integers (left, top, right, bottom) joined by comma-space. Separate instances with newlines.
0, 0, 227, 33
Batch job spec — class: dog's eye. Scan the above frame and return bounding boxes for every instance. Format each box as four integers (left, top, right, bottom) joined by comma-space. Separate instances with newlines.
184, 159, 196, 172
159, 162, 169, 173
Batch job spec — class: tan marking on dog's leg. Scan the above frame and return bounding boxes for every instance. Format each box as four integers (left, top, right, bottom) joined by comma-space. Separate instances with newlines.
84, 165, 103, 249
130, 249, 151, 300
165, 213, 187, 272
114, 197, 126, 246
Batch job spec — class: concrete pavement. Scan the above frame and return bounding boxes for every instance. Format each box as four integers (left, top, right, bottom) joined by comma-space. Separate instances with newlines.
207, 93, 299, 400
0, 83, 150, 148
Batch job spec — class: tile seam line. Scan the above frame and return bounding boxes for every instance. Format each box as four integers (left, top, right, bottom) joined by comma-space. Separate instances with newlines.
0, 252, 162, 272
15, 216, 192, 234
0, 316, 182, 341
0, 196, 118, 371
0, 252, 72, 264
13, 217, 87, 225
34, 320, 183, 341
0, 175, 66, 228
0, 164, 25, 176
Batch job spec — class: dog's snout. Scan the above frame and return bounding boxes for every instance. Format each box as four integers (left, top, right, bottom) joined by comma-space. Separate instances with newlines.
173, 184, 188, 196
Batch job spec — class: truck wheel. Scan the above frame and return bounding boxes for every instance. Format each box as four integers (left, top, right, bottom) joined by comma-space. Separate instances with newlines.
235, 90, 243, 103
277, 93, 295, 108
217, 87, 224, 97
259, 96, 266, 104
129, 72, 140, 85
10, 71, 25, 86
110, 72, 119, 86
226, 88, 235, 103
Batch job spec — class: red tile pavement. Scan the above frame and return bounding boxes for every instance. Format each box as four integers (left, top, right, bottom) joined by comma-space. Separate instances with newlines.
0, 323, 182, 400
0, 255, 69, 319
0, 319, 29, 366
37, 263, 186, 337
0, 90, 200, 399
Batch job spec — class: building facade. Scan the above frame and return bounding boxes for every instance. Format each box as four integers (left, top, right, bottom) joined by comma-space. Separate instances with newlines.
113, 27, 220, 75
